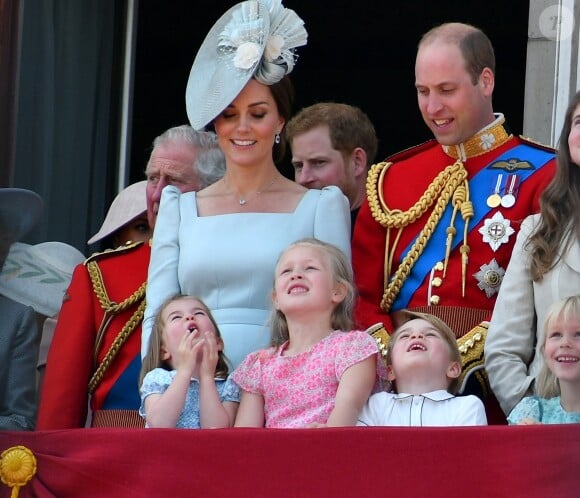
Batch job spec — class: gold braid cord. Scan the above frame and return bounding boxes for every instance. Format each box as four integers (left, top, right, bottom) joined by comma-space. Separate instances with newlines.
366, 161, 470, 312
87, 260, 146, 393
88, 261, 146, 315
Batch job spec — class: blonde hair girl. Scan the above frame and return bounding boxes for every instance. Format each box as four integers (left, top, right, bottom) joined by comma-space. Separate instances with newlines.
508, 296, 580, 425
233, 238, 379, 428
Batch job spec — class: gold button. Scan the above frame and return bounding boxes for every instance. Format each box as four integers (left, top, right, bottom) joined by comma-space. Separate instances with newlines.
430, 295, 440, 305
431, 277, 442, 287
434, 261, 444, 272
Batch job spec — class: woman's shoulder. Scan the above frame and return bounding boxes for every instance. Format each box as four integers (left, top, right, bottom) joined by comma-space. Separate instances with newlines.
299, 186, 349, 219
301, 185, 345, 203
160, 185, 197, 206
161, 184, 182, 198
320, 185, 345, 196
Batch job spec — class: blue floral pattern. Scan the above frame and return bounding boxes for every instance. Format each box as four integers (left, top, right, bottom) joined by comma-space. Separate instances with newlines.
140, 368, 240, 428
508, 396, 580, 425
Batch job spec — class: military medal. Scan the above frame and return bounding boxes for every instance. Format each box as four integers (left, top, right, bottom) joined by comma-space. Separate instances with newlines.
486, 174, 503, 208
473, 258, 505, 298
501, 174, 519, 208
478, 211, 515, 251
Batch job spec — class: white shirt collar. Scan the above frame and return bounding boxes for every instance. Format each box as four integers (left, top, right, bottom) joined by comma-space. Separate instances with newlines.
394, 390, 455, 401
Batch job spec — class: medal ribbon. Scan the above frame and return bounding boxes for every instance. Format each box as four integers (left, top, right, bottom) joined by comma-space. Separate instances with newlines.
391, 144, 554, 310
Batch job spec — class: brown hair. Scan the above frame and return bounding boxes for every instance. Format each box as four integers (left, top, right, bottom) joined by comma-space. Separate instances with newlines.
267, 75, 295, 164
419, 22, 495, 85
386, 311, 462, 394
139, 295, 230, 387
270, 238, 355, 347
285, 102, 378, 168
527, 91, 580, 281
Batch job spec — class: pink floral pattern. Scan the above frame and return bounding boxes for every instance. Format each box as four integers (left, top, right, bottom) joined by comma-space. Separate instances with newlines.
232, 331, 379, 428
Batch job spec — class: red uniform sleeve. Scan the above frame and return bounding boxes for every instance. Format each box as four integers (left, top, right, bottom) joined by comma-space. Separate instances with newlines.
352, 198, 395, 333
37, 263, 96, 429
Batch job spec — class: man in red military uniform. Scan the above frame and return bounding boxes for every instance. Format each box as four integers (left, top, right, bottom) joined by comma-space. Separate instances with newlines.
352, 23, 555, 417
37, 126, 225, 428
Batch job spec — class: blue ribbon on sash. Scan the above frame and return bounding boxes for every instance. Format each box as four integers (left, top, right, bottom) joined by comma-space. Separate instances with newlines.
391, 144, 554, 311
102, 354, 141, 409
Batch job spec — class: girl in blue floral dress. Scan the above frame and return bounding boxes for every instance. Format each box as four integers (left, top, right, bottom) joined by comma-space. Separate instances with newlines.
139, 295, 239, 428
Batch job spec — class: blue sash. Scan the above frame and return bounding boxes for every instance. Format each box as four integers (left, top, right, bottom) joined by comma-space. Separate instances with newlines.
391, 144, 554, 311
102, 354, 141, 409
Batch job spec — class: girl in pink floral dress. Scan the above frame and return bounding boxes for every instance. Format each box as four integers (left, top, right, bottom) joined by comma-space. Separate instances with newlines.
233, 238, 379, 428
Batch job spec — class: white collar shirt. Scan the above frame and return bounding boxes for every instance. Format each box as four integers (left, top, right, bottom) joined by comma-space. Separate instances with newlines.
357, 390, 487, 427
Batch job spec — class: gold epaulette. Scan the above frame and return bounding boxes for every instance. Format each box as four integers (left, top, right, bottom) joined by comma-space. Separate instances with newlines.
366, 323, 390, 358
84, 240, 144, 265
457, 321, 488, 394
518, 135, 556, 153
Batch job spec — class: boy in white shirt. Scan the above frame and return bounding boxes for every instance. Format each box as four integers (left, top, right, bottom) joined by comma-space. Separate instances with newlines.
358, 311, 487, 426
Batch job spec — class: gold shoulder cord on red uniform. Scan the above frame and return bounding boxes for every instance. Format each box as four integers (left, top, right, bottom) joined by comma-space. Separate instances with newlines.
366, 160, 471, 312
87, 260, 146, 394
366, 117, 513, 314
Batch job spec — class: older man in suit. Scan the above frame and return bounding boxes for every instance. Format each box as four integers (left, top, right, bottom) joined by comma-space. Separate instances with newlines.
0, 188, 43, 430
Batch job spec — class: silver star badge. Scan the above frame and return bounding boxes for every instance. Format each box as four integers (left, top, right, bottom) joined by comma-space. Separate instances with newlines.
473, 258, 505, 298
478, 211, 515, 252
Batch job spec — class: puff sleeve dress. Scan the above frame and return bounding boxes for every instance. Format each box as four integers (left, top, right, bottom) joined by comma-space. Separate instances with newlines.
142, 185, 351, 368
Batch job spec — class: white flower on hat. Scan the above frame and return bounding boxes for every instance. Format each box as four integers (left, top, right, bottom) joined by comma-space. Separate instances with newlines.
233, 41, 262, 70
264, 34, 284, 61
186, 0, 308, 130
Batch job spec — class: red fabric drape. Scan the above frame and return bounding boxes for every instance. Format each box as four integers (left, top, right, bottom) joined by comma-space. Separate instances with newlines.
0, 426, 577, 497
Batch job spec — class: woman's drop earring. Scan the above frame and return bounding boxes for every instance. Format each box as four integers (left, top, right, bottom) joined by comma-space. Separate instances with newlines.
274, 133, 281, 144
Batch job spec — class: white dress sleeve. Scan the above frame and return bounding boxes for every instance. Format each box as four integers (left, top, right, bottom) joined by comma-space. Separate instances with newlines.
313, 186, 351, 260
485, 215, 538, 415
141, 186, 183, 357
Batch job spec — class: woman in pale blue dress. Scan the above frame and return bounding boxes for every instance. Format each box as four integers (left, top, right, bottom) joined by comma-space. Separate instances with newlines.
142, 1, 351, 367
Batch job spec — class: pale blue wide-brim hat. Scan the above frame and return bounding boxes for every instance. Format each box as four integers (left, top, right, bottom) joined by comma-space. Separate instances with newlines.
0, 188, 43, 245
186, 0, 307, 131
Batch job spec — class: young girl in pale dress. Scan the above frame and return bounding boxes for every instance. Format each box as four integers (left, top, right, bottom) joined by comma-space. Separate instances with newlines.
508, 295, 580, 425
139, 295, 239, 428
233, 239, 379, 428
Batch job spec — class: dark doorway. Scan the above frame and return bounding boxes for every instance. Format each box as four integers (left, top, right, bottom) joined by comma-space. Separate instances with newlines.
130, 0, 530, 181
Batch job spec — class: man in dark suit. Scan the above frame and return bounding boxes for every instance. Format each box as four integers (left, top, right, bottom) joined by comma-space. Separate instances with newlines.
0, 188, 43, 430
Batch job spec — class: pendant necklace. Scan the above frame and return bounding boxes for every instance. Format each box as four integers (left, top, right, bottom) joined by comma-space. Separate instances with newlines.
225, 176, 278, 206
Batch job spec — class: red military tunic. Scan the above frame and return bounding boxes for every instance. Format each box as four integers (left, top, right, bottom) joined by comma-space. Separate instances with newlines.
353, 120, 555, 338
37, 241, 149, 429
